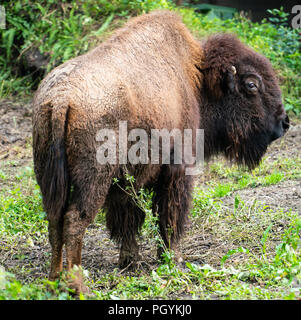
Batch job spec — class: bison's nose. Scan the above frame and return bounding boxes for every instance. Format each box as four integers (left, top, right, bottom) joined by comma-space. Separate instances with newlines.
270, 114, 289, 143
282, 115, 290, 133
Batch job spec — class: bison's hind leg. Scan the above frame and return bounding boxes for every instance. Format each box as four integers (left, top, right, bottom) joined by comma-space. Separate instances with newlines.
105, 185, 145, 268
61, 166, 116, 294
48, 216, 64, 281
152, 164, 194, 259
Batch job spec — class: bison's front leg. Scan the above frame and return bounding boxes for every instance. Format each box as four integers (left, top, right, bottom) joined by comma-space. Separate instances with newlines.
152, 164, 194, 259
105, 186, 146, 268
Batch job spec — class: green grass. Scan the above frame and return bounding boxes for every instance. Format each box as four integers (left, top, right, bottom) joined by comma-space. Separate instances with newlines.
0, 187, 46, 241
199, 156, 301, 199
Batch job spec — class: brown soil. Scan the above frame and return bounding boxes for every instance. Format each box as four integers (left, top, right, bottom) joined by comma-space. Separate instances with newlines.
0, 99, 33, 190
223, 180, 301, 214
0, 98, 32, 151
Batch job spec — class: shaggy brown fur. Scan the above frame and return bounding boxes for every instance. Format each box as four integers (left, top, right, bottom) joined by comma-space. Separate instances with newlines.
32, 11, 289, 293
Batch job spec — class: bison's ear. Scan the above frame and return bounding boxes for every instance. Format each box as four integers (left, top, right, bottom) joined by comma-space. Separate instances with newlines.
223, 67, 236, 94
202, 34, 240, 99
203, 65, 237, 99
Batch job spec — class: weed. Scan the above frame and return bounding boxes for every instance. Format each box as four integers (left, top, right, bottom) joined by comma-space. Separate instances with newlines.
113, 169, 173, 263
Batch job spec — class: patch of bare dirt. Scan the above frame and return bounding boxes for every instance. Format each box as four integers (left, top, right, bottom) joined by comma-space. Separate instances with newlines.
266, 118, 301, 160
223, 180, 301, 215
0, 99, 32, 150
0, 99, 33, 190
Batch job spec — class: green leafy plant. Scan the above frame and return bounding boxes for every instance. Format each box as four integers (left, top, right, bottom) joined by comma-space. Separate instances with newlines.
112, 169, 174, 264
267, 7, 290, 27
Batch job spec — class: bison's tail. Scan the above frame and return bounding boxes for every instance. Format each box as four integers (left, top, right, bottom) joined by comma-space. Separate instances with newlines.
40, 103, 70, 220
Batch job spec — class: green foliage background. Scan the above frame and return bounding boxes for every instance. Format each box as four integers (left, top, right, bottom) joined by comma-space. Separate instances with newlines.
0, 0, 300, 114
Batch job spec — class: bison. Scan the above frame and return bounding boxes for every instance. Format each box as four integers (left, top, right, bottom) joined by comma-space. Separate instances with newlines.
32, 11, 289, 293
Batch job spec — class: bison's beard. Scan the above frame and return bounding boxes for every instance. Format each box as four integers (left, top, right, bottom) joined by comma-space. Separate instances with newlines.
224, 129, 271, 170
203, 123, 271, 170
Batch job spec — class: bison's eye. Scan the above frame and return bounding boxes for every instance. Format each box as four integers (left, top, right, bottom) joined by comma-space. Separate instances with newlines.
247, 82, 257, 90
246, 81, 258, 93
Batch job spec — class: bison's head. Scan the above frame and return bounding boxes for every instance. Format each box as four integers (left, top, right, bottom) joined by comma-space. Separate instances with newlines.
201, 34, 289, 169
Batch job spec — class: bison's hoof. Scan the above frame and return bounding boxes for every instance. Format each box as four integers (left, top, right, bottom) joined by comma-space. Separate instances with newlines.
119, 252, 139, 269
49, 271, 60, 282
66, 266, 90, 297
68, 278, 90, 297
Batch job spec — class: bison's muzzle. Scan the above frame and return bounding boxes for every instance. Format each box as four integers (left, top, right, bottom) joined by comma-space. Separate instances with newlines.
271, 114, 290, 142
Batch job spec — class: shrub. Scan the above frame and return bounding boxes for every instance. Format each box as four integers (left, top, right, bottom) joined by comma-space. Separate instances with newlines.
1, 1, 299, 114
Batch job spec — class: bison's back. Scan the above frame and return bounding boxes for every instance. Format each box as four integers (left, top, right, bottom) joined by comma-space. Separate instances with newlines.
33, 10, 202, 186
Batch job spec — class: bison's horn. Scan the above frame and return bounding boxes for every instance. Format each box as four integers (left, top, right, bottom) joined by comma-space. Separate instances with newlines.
231, 66, 237, 75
